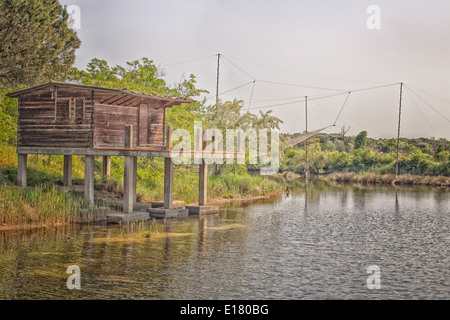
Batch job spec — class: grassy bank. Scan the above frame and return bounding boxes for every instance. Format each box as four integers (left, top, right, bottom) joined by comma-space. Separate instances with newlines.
327, 172, 450, 187
0, 158, 285, 228
0, 185, 85, 227
134, 168, 285, 204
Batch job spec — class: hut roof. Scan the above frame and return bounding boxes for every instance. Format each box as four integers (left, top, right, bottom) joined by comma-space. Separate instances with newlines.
7, 80, 193, 107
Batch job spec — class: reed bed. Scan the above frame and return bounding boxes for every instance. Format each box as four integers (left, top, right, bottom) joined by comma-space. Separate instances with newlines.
328, 172, 450, 187
119, 219, 165, 238
0, 185, 85, 226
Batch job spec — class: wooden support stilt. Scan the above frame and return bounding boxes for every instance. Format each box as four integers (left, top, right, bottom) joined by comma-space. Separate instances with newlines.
84, 155, 95, 204
164, 157, 174, 209
102, 156, 111, 178
63, 155, 72, 187
17, 154, 28, 187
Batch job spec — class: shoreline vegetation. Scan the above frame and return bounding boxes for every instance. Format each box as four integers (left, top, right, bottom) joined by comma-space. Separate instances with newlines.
1, 169, 448, 231
0, 169, 286, 231
325, 172, 450, 187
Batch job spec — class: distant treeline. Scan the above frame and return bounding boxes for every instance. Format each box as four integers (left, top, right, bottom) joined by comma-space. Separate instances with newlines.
280, 131, 450, 176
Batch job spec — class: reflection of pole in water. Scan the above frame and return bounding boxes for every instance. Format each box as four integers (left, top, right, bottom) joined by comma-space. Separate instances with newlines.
162, 222, 174, 268
197, 216, 208, 254
304, 182, 308, 209
305, 96, 309, 180
395, 189, 399, 216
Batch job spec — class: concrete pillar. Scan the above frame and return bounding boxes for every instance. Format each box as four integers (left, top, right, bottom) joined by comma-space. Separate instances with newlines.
102, 156, 111, 178
123, 156, 136, 213
123, 125, 136, 213
17, 154, 28, 187
84, 155, 95, 204
199, 130, 208, 206
164, 157, 174, 209
63, 155, 72, 187
199, 160, 208, 206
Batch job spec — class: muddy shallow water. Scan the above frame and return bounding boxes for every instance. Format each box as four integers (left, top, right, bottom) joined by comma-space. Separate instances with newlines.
0, 180, 449, 299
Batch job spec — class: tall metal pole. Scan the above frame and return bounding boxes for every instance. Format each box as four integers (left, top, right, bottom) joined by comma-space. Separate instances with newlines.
395, 82, 403, 178
216, 53, 220, 108
305, 96, 309, 179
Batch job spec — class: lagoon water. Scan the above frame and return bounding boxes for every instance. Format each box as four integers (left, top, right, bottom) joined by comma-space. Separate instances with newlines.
0, 180, 449, 299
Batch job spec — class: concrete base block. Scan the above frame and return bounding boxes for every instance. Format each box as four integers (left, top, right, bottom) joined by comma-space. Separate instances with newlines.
134, 202, 152, 212
186, 205, 220, 215
106, 212, 150, 224
148, 208, 189, 219
150, 201, 185, 209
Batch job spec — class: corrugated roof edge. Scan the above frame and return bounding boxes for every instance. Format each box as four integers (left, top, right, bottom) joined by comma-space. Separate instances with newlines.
6, 80, 194, 104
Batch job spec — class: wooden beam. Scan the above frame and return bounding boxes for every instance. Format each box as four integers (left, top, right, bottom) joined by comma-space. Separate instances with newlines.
123, 97, 143, 106
84, 155, 95, 204
17, 146, 171, 158
100, 94, 125, 105
63, 155, 72, 186
164, 157, 174, 209
102, 156, 111, 178
124, 125, 133, 148
165, 125, 173, 150
17, 154, 28, 187
112, 95, 136, 106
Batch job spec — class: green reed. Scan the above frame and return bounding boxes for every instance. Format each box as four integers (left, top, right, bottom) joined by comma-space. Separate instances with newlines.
0, 184, 85, 226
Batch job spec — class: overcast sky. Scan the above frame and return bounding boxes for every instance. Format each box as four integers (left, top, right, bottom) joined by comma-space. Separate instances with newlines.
60, 0, 450, 139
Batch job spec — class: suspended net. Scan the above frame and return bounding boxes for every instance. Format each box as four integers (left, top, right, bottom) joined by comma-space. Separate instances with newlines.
285, 125, 334, 149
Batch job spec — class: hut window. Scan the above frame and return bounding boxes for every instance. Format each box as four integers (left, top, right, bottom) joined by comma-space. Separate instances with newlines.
55, 98, 70, 120
55, 97, 85, 120
75, 98, 86, 120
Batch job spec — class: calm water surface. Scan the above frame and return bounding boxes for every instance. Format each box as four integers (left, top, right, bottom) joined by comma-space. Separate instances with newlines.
0, 180, 449, 299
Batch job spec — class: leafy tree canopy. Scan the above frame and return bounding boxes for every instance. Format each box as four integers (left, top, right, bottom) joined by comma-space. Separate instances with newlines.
354, 130, 368, 150
0, 0, 81, 88
204, 99, 283, 131
68, 57, 207, 100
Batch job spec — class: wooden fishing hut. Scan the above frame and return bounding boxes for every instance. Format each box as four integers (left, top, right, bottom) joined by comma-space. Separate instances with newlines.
7, 81, 215, 218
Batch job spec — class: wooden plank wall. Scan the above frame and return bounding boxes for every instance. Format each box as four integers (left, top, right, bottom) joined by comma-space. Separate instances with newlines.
147, 108, 165, 146
18, 91, 93, 148
93, 104, 139, 148
94, 102, 166, 148
17, 87, 168, 149
138, 104, 148, 146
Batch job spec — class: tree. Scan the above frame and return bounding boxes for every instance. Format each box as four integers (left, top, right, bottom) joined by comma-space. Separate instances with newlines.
339, 125, 351, 153
203, 99, 283, 174
354, 130, 368, 150
0, 0, 81, 87
68, 58, 207, 99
